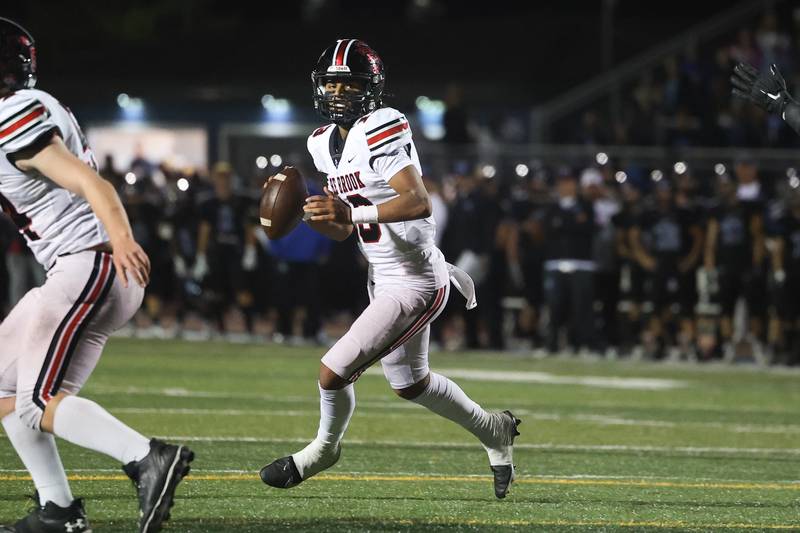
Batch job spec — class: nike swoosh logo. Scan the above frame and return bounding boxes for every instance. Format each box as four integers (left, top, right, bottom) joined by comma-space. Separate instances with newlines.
347, 156, 356, 163
761, 90, 781, 100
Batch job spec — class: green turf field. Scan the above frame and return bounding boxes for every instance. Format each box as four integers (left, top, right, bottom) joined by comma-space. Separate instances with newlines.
1, 338, 799, 532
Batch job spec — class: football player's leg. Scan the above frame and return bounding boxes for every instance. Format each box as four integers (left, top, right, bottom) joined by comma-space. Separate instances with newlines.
383, 322, 521, 498
262, 284, 444, 488
0, 287, 76, 511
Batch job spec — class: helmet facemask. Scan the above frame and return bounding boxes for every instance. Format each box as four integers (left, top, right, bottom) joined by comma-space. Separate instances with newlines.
312, 72, 383, 128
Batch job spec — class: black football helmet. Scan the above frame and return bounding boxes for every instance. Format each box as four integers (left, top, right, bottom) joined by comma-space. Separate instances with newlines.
311, 39, 384, 127
0, 18, 36, 91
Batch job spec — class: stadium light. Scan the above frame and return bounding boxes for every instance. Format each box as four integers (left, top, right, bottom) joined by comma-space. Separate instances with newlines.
256, 156, 268, 169
515, 164, 529, 178
481, 164, 496, 179
673, 161, 687, 175
261, 94, 292, 121
118, 93, 144, 120
714, 163, 726, 176
270, 154, 283, 167
177, 178, 189, 191
651, 170, 663, 182
615, 171, 627, 183
595, 152, 609, 165
791, 176, 800, 189
124, 172, 137, 185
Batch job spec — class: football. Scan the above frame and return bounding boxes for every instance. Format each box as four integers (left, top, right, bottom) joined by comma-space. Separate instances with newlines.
259, 166, 309, 240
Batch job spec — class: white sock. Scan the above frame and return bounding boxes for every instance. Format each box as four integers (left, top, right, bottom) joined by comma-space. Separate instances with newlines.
292, 382, 355, 478
52, 396, 151, 465
2, 413, 73, 507
411, 372, 495, 446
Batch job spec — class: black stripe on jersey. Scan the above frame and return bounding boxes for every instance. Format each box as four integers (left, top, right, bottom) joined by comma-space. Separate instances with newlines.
368, 133, 407, 153
0, 101, 40, 130
7, 127, 59, 163
365, 117, 401, 136
0, 116, 48, 148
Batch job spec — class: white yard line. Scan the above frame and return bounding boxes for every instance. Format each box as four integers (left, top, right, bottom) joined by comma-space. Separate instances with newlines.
103, 406, 800, 435
115, 435, 798, 456
365, 367, 687, 390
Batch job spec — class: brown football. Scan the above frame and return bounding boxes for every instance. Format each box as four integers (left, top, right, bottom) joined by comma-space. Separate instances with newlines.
259, 166, 309, 239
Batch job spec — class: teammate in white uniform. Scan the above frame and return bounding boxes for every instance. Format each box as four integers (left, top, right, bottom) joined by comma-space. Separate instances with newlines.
260, 39, 521, 499
0, 19, 192, 533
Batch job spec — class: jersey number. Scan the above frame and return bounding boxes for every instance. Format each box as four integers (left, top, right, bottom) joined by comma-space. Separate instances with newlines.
346, 194, 381, 244
0, 193, 40, 241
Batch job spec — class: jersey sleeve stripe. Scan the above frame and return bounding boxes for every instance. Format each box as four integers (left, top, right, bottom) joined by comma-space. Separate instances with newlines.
367, 121, 409, 146
365, 117, 401, 136
0, 113, 48, 149
0, 105, 46, 140
0, 101, 41, 130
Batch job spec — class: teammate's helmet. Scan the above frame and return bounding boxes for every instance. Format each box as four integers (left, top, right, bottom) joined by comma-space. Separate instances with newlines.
311, 39, 384, 127
0, 18, 36, 92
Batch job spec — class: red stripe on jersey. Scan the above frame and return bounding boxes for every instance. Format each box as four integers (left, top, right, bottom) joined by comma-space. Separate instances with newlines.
41, 254, 112, 402
0, 106, 45, 139
335, 39, 350, 65
366, 121, 409, 146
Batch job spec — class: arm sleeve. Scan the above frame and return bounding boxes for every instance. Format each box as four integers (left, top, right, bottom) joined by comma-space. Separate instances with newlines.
0, 94, 59, 155
363, 108, 414, 181
371, 146, 415, 182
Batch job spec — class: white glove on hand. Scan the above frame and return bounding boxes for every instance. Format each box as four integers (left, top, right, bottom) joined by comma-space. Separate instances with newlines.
242, 245, 257, 272
192, 254, 209, 280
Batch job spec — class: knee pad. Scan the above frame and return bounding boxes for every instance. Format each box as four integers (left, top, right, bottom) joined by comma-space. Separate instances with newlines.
15, 396, 45, 431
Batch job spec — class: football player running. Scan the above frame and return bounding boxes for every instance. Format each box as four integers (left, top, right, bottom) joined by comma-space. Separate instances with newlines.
260, 39, 521, 499
0, 19, 193, 532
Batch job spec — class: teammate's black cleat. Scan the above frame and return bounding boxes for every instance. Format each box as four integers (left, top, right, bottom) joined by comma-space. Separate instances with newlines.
122, 439, 194, 533
491, 464, 515, 499
0, 493, 91, 532
490, 410, 521, 499
260, 456, 303, 489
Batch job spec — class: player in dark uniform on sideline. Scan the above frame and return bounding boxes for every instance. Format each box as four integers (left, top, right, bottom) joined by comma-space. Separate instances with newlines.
704, 176, 767, 358
629, 182, 702, 358
193, 162, 259, 337
768, 194, 800, 365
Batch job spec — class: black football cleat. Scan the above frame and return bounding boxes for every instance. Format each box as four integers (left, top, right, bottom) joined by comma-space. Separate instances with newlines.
122, 439, 194, 533
487, 410, 521, 499
0, 493, 91, 532
491, 464, 515, 500
260, 456, 303, 489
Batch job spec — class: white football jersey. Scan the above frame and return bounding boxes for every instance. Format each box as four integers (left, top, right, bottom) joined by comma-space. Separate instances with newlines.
0, 89, 107, 270
307, 107, 447, 287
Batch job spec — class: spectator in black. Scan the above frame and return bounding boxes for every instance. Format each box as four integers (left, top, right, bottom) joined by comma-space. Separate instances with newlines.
630, 181, 702, 358
581, 168, 621, 355
540, 168, 596, 354
612, 182, 647, 355
268, 184, 333, 344
193, 162, 259, 337
440, 171, 499, 349
768, 192, 800, 365
442, 84, 472, 146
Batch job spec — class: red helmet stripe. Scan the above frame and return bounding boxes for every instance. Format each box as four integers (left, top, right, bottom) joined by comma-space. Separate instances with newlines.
342, 39, 357, 66
335, 39, 351, 66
